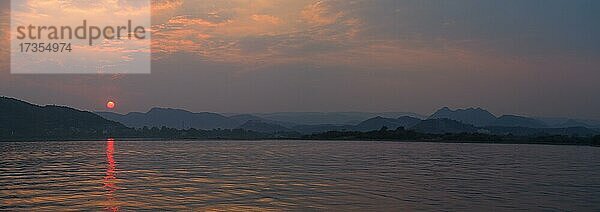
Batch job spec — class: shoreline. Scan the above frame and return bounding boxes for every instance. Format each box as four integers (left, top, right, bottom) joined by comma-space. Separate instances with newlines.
2, 138, 598, 147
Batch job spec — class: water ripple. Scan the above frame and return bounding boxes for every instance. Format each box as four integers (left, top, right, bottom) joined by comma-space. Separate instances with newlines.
1, 140, 599, 211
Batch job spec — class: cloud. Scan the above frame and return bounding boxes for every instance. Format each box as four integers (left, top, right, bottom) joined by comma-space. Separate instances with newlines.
301, 1, 342, 26
251, 14, 281, 25
152, 0, 183, 12
165, 15, 228, 27
150, 0, 368, 66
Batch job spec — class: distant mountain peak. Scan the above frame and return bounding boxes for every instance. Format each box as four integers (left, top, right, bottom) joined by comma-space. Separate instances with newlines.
439, 106, 451, 111
148, 107, 191, 114
429, 107, 497, 127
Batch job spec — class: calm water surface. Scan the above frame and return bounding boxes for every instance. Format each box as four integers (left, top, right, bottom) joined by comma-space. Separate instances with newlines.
1, 140, 599, 211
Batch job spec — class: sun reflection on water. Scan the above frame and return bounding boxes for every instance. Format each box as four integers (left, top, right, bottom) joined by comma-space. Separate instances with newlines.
104, 138, 118, 211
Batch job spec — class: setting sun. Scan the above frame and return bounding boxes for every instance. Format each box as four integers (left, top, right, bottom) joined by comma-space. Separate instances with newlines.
106, 101, 115, 109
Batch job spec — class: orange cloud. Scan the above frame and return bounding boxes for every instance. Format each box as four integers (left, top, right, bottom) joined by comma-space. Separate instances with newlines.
150, 1, 358, 67
166, 15, 228, 27
152, 0, 183, 12
251, 14, 281, 25
151, 0, 508, 76
301, 1, 342, 26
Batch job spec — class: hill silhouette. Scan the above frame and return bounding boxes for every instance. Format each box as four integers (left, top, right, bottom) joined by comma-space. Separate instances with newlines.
97, 108, 241, 129
490, 115, 547, 128
0, 97, 128, 140
291, 124, 355, 134
238, 120, 293, 133
411, 118, 479, 134
354, 116, 421, 131
252, 112, 426, 125
429, 107, 497, 127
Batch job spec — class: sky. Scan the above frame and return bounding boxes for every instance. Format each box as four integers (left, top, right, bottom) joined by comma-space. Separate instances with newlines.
9, 0, 151, 74
1, 0, 599, 118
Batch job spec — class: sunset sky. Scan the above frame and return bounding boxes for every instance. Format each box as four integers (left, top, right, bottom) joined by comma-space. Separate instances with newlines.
1, 0, 599, 118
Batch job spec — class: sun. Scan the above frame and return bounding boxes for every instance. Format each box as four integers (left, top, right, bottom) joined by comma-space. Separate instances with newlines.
106, 101, 116, 109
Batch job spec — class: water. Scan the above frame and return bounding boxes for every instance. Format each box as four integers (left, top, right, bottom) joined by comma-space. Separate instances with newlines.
1, 140, 599, 211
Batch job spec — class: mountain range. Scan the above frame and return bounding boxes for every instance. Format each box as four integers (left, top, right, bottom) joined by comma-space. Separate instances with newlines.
95, 106, 599, 136
1, 96, 598, 139
97, 108, 243, 130
246, 112, 427, 125
96, 109, 428, 132
426, 107, 599, 129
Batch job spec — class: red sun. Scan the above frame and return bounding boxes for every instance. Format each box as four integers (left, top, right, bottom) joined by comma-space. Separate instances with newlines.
106, 101, 116, 109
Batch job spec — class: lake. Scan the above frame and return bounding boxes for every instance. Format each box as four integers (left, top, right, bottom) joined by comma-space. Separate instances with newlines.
1, 140, 599, 211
